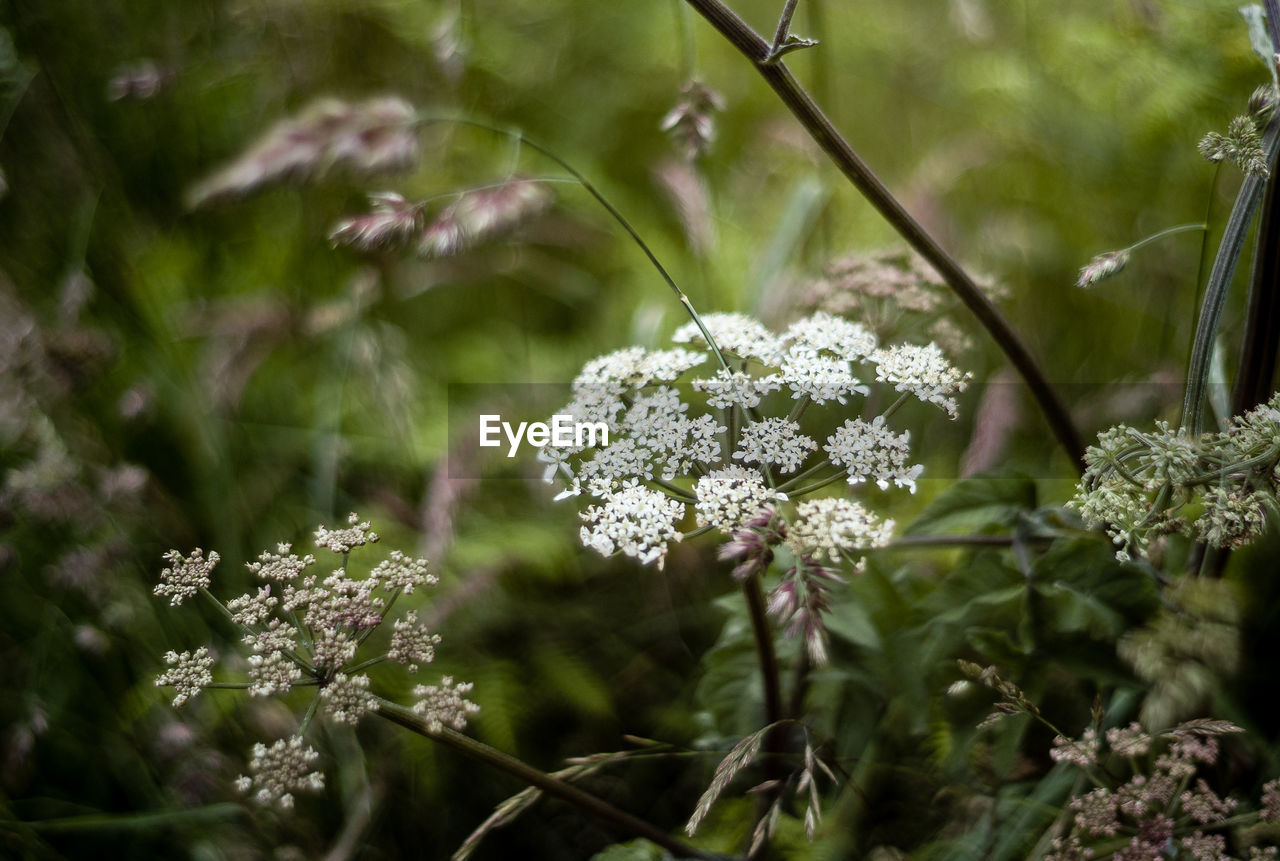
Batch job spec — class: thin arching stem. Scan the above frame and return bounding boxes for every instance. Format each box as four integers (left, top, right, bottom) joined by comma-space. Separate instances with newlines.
416, 116, 736, 376
680, 0, 1085, 472
374, 700, 723, 859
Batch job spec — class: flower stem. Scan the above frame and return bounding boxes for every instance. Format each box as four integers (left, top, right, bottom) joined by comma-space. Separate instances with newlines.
416, 117, 736, 376
680, 0, 1084, 472
740, 574, 783, 731
739, 572, 786, 859
372, 700, 723, 859
1181, 113, 1280, 436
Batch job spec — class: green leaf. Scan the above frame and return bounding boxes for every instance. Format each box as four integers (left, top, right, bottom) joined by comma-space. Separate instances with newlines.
905, 474, 1037, 536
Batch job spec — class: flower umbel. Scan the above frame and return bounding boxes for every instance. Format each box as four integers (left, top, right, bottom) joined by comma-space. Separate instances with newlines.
155, 515, 477, 810
155, 548, 220, 606
543, 311, 956, 658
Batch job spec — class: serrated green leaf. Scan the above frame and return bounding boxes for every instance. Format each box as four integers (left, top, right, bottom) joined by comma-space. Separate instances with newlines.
905, 474, 1037, 536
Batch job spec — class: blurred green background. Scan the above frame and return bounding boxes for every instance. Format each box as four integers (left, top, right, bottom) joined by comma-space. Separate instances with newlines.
2, 0, 1278, 858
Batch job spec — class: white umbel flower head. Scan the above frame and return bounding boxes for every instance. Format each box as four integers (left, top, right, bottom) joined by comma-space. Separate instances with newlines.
156, 647, 215, 707
779, 347, 869, 405
371, 550, 437, 593
733, 418, 818, 473
784, 311, 878, 361
227, 586, 279, 626
785, 498, 894, 566
580, 484, 685, 569
320, 673, 380, 725
694, 465, 774, 533
246, 543, 315, 583
870, 342, 971, 419
389, 609, 442, 673
235, 736, 325, 810
825, 416, 922, 492
691, 368, 782, 409
155, 548, 220, 606
314, 512, 379, 554
412, 675, 481, 733
672, 312, 785, 364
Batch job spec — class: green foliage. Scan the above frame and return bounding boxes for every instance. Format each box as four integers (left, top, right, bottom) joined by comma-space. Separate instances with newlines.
4, 0, 1280, 858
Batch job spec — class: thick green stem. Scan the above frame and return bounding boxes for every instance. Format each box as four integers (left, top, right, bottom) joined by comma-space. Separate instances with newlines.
374, 700, 723, 859
1181, 115, 1280, 435
1232, 124, 1280, 416
681, 0, 1085, 472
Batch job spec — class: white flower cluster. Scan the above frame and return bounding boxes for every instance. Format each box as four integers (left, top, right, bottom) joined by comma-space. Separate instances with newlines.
234, 736, 325, 810
413, 675, 481, 733
785, 498, 894, 567
154, 548, 220, 606
320, 672, 380, 725
155, 514, 478, 811
543, 311, 955, 570
1071, 397, 1280, 561
155, 647, 215, 707
580, 484, 686, 569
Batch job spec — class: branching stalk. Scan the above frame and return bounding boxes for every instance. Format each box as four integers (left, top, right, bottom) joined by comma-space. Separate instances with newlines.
681, 0, 1085, 472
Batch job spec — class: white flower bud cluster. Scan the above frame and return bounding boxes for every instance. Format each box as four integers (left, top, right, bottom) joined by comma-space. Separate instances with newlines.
1071, 397, 1280, 561
156, 514, 479, 812
412, 675, 481, 734
154, 548, 220, 606
155, 647, 215, 707
234, 736, 325, 810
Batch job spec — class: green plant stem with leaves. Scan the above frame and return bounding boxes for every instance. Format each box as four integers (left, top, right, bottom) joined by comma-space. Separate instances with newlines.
680, 0, 1086, 472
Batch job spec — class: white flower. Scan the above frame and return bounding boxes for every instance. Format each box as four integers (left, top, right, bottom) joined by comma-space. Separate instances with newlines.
694, 465, 773, 532
784, 312, 877, 360
571, 347, 704, 396
389, 610, 442, 673
155, 548, 219, 606
786, 498, 894, 565
307, 569, 384, 631
371, 550, 437, 593
870, 342, 971, 419
412, 675, 481, 733
575, 437, 659, 496
778, 347, 868, 405
320, 673, 379, 725
227, 586, 278, 626
246, 543, 315, 583
580, 484, 685, 568
314, 512, 379, 554
235, 736, 324, 810
825, 416, 922, 492
733, 418, 817, 473
671, 312, 785, 364
309, 627, 359, 670
156, 647, 214, 707
246, 647, 303, 697
244, 620, 302, 697
657, 413, 725, 480
691, 368, 781, 409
